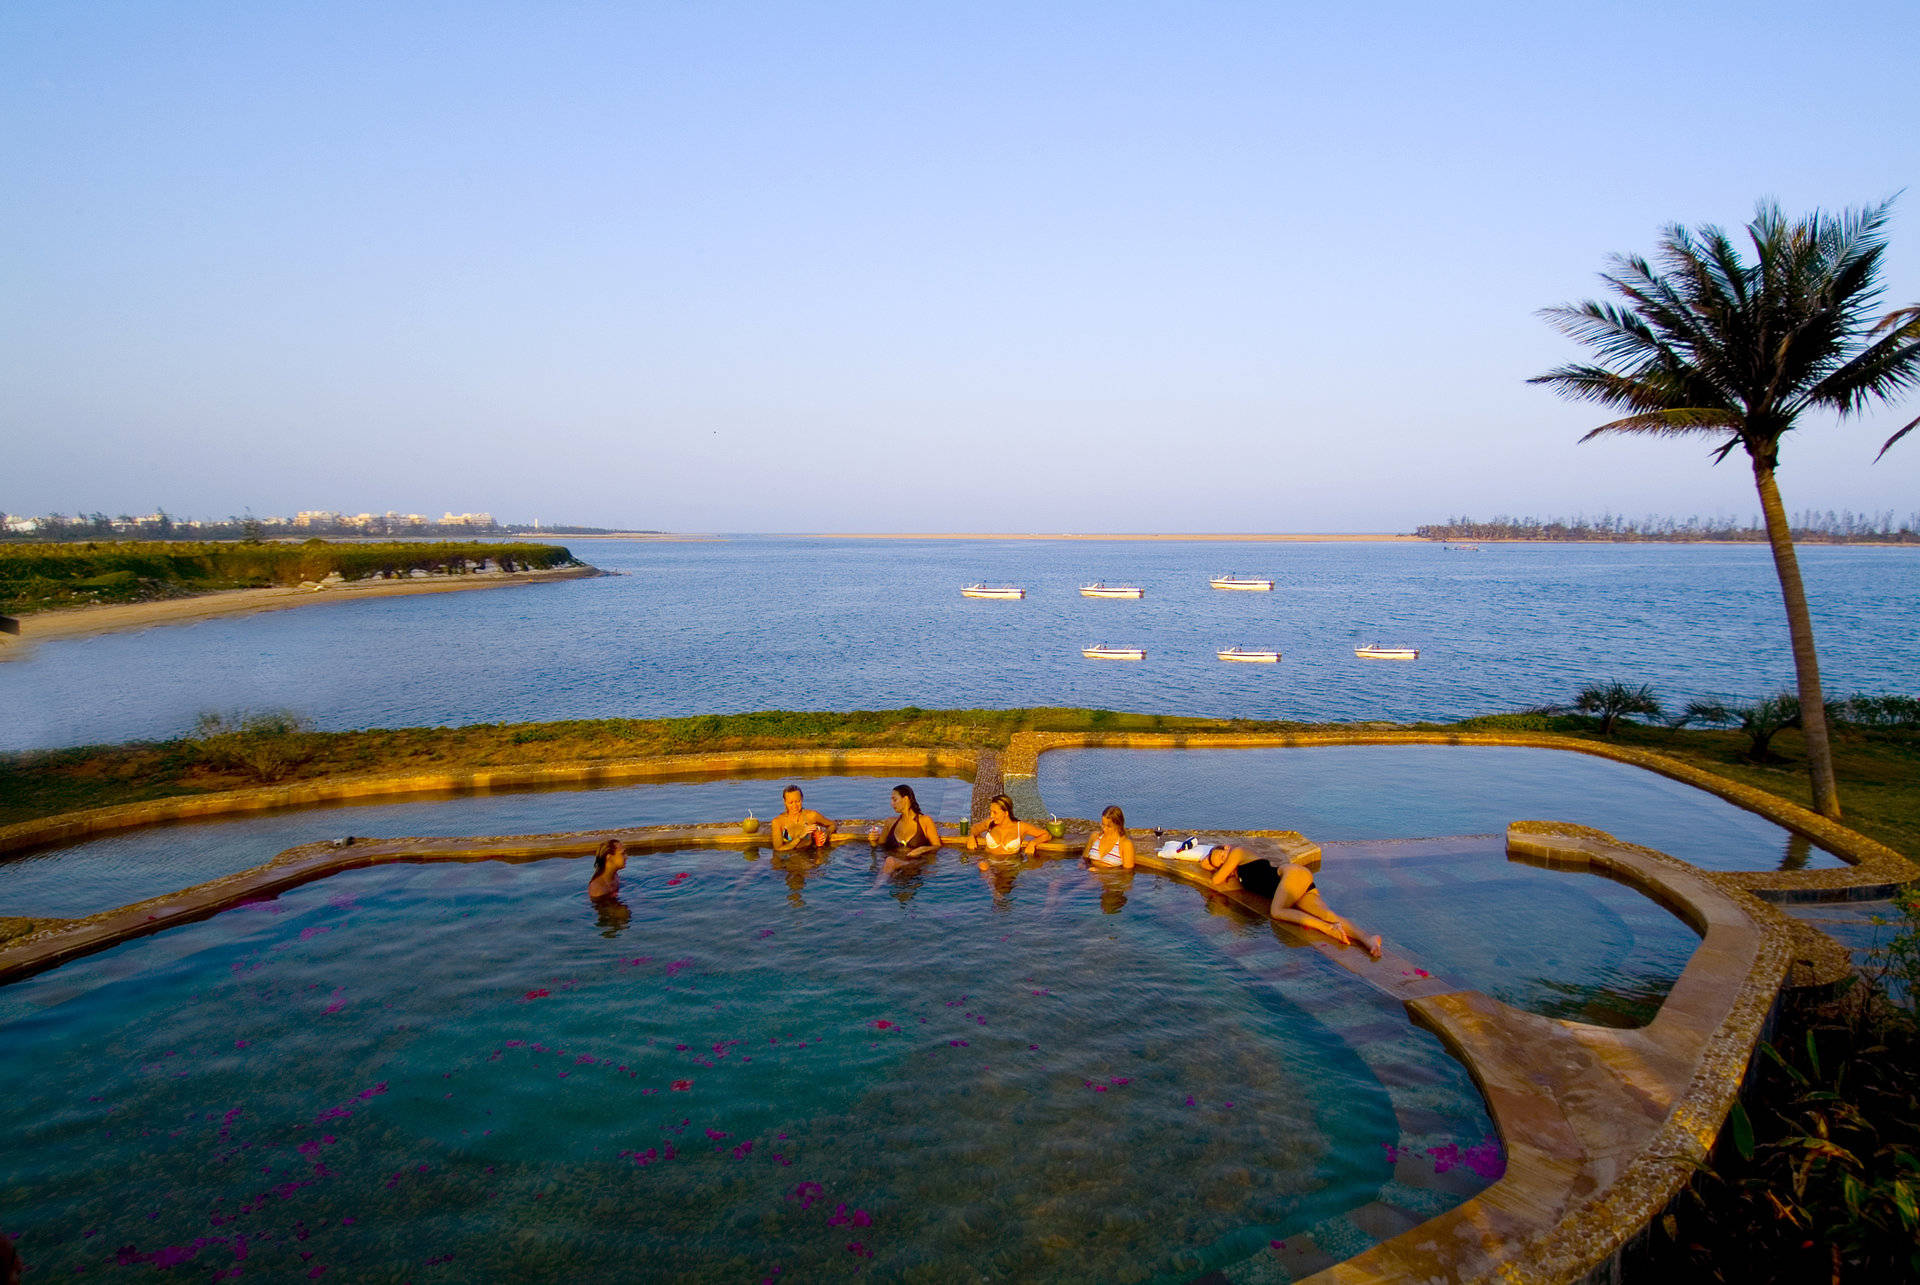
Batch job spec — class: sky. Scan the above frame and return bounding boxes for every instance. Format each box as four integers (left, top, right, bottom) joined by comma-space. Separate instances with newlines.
4, 1, 1918, 533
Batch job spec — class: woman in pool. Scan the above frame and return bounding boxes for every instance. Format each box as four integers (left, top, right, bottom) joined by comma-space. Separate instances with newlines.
1199, 844, 1381, 958
587, 838, 627, 899
1082, 804, 1135, 870
867, 784, 943, 859
967, 793, 1050, 861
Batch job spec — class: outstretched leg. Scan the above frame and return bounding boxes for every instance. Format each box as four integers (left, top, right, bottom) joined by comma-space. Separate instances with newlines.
1270, 866, 1382, 959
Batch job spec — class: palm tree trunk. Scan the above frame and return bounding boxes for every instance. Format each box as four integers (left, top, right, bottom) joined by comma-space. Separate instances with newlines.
1751, 459, 1842, 818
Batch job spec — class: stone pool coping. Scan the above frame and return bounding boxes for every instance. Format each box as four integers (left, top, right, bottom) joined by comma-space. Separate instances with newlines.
1001, 729, 1919, 899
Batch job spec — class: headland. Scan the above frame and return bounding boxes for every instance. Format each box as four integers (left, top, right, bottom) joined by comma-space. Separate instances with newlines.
0, 564, 599, 658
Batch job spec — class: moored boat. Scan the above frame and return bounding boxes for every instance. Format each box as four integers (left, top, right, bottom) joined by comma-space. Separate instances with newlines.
1080, 583, 1145, 599
1208, 574, 1274, 591
961, 584, 1025, 600
1217, 646, 1281, 663
1354, 644, 1419, 660
1081, 643, 1146, 660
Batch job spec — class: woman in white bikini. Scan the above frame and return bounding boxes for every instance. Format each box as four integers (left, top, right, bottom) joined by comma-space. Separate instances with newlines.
1197, 843, 1382, 958
967, 793, 1050, 862
1082, 805, 1135, 870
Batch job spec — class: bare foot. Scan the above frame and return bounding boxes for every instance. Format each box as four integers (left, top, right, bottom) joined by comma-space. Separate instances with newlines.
1366, 935, 1383, 960
1327, 921, 1351, 947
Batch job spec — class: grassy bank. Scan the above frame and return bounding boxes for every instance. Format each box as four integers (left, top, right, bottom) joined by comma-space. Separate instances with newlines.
2, 707, 1917, 860
0, 540, 580, 614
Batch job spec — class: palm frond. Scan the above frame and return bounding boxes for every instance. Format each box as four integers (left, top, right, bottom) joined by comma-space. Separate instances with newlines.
1536, 197, 1920, 458
1876, 411, 1920, 461
1577, 409, 1744, 441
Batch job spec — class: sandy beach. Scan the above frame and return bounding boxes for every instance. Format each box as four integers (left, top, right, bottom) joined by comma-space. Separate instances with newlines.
804, 532, 1425, 542
1, 564, 600, 658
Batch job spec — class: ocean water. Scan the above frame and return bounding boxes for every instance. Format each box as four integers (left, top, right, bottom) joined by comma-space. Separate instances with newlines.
4, 537, 1915, 751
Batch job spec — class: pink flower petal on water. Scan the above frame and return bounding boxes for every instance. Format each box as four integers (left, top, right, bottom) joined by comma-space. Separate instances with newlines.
671, 1079, 693, 1091
523, 988, 551, 1001
870, 1020, 894, 1030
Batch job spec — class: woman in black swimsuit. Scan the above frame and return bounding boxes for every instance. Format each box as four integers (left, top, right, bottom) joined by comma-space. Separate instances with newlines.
1198, 845, 1382, 958
867, 784, 943, 861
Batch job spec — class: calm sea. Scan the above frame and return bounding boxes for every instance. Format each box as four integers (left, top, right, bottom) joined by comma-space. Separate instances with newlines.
4, 538, 1915, 751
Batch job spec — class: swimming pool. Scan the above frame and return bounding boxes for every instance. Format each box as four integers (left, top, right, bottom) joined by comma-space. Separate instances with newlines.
0, 774, 973, 920
1035, 745, 1841, 872
0, 845, 1504, 1282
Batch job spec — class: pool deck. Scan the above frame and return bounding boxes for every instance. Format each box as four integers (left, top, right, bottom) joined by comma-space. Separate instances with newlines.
0, 732, 1910, 1284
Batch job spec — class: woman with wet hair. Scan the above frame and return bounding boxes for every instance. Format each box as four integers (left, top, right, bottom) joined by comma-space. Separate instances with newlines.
1083, 805, 1134, 869
967, 793, 1050, 859
868, 784, 942, 858
1198, 844, 1381, 958
587, 838, 628, 899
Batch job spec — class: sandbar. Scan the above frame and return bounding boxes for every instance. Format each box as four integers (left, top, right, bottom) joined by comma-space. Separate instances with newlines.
1, 564, 600, 659
802, 532, 1424, 542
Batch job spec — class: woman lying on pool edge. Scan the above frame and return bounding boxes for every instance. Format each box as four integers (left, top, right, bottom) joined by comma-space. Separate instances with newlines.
1198, 844, 1381, 958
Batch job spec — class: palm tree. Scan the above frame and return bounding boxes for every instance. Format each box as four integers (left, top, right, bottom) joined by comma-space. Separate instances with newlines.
1532, 200, 1920, 819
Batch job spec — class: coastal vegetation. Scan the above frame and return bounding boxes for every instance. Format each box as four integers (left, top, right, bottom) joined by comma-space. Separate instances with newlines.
1642, 907, 1920, 1281
1417, 511, 1920, 543
1573, 680, 1664, 735
1532, 198, 1920, 822
0, 540, 581, 615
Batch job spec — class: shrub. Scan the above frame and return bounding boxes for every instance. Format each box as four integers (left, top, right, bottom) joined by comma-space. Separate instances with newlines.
191, 709, 316, 783
1572, 681, 1663, 735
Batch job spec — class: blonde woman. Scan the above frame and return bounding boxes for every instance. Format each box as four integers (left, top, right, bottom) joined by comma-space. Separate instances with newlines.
1082, 805, 1135, 870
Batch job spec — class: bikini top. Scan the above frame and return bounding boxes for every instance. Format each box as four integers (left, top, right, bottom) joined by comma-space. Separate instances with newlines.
1089, 835, 1126, 865
982, 823, 1025, 853
880, 814, 924, 851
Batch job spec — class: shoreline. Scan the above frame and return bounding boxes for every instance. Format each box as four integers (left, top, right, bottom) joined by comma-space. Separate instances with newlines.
0, 564, 600, 658
799, 532, 1424, 542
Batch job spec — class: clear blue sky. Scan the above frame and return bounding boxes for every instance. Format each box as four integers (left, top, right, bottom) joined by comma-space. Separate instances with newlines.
4, 1, 1917, 532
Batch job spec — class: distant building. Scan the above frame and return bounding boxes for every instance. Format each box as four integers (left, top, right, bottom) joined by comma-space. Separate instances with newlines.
295, 511, 341, 528
4, 518, 39, 533
440, 512, 495, 527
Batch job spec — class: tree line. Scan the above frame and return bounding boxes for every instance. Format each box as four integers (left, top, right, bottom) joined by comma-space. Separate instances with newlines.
0, 540, 581, 614
1417, 511, 1920, 543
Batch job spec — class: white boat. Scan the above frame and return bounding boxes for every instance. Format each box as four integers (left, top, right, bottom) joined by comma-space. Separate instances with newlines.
1209, 574, 1274, 591
1082, 644, 1145, 660
961, 584, 1025, 600
1080, 583, 1145, 599
1217, 646, 1281, 663
1354, 644, 1419, 660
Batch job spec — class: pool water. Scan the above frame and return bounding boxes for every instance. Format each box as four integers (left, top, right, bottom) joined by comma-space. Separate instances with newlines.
0, 847, 1499, 1282
0, 774, 973, 920
1308, 837, 1700, 1027
1037, 746, 1840, 872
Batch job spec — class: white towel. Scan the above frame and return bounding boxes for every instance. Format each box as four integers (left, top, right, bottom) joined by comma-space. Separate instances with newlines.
1157, 839, 1216, 861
